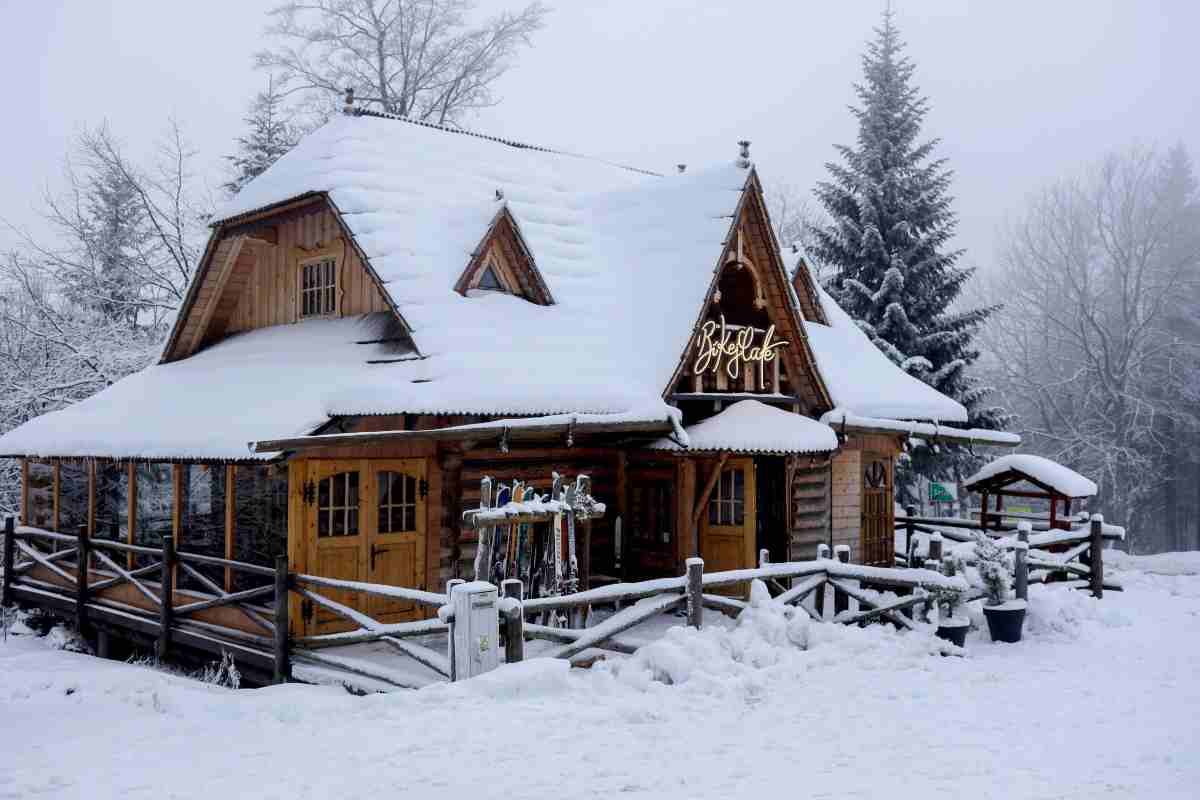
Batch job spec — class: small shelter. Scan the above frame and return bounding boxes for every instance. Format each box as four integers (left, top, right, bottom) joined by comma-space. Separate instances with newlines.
964, 454, 1097, 530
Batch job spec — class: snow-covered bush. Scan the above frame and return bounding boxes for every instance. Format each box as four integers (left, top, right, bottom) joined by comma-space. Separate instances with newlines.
973, 532, 1012, 606
197, 651, 241, 690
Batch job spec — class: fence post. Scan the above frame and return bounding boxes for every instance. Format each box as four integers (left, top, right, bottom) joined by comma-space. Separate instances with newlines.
1014, 522, 1030, 602
904, 505, 916, 565
2, 517, 15, 608
501, 579, 524, 664
833, 545, 851, 616
76, 523, 90, 633
273, 554, 291, 683
1089, 514, 1104, 598
686, 557, 704, 629
815, 544, 830, 618
156, 534, 174, 662
444, 578, 465, 680
927, 532, 943, 566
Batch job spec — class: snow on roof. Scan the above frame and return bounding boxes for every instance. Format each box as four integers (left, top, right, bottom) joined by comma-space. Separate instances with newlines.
797, 261, 968, 423
213, 112, 745, 419
964, 454, 1098, 498
821, 409, 1021, 446
648, 399, 838, 455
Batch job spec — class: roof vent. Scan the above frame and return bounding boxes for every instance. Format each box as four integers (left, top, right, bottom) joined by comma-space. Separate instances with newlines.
737, 140, 751, 168
343, 87, 356, 115
677, 164, 687, 174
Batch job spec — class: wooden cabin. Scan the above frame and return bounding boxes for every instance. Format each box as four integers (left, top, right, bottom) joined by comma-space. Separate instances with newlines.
0, 108, 1016, 640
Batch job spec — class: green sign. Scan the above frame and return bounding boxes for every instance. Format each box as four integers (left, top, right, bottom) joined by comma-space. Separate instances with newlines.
929, 481, 957, 503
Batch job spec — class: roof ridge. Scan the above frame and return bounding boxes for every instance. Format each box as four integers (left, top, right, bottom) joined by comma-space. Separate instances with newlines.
351, 108, 664, 178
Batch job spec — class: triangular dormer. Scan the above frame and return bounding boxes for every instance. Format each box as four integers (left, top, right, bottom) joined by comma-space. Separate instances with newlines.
665, 169, 833, 424
454, 206, 554, 305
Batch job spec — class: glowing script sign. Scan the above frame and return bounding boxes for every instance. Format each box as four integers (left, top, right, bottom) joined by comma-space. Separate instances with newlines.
693, 315, 789, 389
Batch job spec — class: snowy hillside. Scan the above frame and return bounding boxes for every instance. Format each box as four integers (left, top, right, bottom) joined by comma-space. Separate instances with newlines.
2, 554, 1198, 799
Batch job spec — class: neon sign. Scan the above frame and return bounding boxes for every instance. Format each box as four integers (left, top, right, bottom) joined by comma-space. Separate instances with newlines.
693, 315, 789, 388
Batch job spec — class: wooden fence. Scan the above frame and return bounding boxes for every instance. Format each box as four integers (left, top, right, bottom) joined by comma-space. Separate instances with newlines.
1, 508, 1123, 688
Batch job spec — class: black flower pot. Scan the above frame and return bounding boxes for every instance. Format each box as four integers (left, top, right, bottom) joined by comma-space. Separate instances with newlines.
983, 602, 1026, 643
935, 620, 969, 648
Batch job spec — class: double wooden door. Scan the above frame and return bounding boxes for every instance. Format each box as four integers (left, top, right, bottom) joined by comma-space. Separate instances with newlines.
700, 458, 757, 592
305, 459, 427, 635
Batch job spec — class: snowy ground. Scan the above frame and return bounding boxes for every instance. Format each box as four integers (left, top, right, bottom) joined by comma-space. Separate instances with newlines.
2, 553, 1198, 800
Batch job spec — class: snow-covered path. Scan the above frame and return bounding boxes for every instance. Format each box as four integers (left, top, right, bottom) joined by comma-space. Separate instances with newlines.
2, 555, 1198, 800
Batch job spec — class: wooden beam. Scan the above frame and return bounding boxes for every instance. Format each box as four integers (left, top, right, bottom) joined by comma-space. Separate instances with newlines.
225, 465, 236, 592
127, 462, 137, 570
184, 235, 246, 356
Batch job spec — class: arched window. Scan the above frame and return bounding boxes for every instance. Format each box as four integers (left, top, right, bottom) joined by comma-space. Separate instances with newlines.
317, 471, 359, 537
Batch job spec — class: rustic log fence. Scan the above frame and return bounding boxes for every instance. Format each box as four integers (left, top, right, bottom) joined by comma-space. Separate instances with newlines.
2, 506, 1125, 689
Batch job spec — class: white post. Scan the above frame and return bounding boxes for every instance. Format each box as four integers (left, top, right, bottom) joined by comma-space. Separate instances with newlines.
450, 581, 500, 681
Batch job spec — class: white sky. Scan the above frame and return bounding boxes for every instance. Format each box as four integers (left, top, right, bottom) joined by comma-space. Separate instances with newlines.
2, 0, 1198, 270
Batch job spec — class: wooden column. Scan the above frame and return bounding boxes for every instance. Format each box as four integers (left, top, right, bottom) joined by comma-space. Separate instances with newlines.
52, 463, 60, 533
273, 554, 291, 683
1089, 515, 1104, 598
76, 524, 90, 632
156, 534, 174, 661
2, 517, 15, 608
126, 462, 137, 570
19, 459, 28, 525
224, 465, 236, 592
904, 505, 916, 565
1014, 523, 1030, 602
686, 557, 704, 629
674, 457, 696, 573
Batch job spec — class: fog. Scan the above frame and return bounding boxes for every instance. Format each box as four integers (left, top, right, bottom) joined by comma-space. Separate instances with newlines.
3, 0, 1197, 267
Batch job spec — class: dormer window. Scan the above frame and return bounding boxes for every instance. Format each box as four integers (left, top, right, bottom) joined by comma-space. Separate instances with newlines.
475, 263, 504, 292
300, 256, 338, 317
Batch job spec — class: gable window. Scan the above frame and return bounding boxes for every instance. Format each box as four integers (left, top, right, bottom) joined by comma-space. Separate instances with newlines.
476, 263, 504, 292
300, 257, 337, 317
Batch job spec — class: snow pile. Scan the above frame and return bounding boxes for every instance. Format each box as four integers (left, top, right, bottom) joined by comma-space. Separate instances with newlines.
1013, 585, 1132, 641
648, 399, 838, 454
608, 581, 951, 693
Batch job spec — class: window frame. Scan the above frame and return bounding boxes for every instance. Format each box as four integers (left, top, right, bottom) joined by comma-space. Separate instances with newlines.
298, 253, 340, 319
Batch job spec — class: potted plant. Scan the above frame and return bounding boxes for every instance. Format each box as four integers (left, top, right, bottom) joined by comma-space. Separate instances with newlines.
974, 532, 1026, 643
932, 554, 970, 647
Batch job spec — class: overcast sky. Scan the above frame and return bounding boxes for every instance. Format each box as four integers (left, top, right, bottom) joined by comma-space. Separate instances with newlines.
3, 0, 1197, 270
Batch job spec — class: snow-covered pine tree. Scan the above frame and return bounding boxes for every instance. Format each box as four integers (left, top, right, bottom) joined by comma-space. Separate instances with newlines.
811, 10, 1008, 502
224, 78, 301, 195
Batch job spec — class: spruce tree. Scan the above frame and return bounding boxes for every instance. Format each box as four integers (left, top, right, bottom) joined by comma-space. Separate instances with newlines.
811, 10, 1008, 502
224, 78, 301, 195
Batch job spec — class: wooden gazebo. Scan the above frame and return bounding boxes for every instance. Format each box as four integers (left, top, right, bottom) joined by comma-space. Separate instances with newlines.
964, 454, 1098, 531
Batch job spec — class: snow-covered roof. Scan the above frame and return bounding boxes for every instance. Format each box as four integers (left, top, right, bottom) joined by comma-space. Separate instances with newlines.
964, 454, 1098, 498
798, 262, 968, 423
649, 400, 838, 455
211, 112, 744, 419
0, 113, 975, 460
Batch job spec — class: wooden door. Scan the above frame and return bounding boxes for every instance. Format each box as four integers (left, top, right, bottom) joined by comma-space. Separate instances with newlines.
860, 454, 894, 566
366, 459, 427, 624
307, 460, 366, 635
700, 458, 757, 592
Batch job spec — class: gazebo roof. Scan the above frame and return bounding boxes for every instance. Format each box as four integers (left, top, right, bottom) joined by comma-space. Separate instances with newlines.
964, 454, 1097, 499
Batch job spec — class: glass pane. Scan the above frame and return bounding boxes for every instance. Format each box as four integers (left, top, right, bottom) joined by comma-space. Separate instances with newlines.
234, 464, 289, 590
179, 464, 227, 589
348, 471, 359, 505
404, 476, 415, 505
333, 509, 345, 536
93, 463, 128, 542
378, 472, 391, 506
403, 506, 415, 532
58, 462, 88, 536
134, 463, 173, 568
347, 507, 358, 536
733, 470, 744, 503
26, 462, 54, 529
319, 476, 330, 509
318, 509, 330, 537
733, 500, 744, 526
332, 474, 344, 506
708, 498, 718, 525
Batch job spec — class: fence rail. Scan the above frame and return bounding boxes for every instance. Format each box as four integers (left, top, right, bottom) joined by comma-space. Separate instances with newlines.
2, 509, 1123, 689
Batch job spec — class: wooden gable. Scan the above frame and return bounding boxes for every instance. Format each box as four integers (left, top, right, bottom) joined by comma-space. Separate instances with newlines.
453, 207, 554, 305
665, 170, 833, 418
161, 196, 408, 363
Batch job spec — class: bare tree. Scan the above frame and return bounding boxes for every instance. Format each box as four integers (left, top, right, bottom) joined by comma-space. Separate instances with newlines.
764, 182, 827, 277
984, 145, 1200, 548
255, 0, 549, 124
